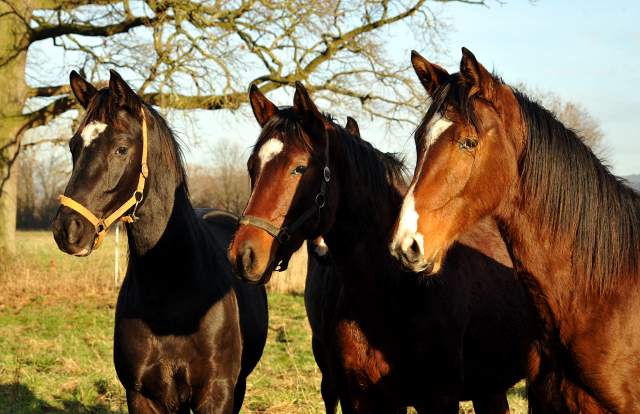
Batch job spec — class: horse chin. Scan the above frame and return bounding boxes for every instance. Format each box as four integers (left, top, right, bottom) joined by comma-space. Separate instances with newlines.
393, 247, 442, 275
72, 248, 91, 257
53, 235, 94, 257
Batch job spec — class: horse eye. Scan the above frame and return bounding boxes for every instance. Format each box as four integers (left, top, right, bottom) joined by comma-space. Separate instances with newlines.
115, 147, 128, 155
459, 138, 478, 151
292, 165, 307, 175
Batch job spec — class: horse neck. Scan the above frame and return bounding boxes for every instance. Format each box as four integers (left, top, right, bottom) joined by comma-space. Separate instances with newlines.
323, 158, 406, 300
495, 123, 640, 335
124, 142, 208, 288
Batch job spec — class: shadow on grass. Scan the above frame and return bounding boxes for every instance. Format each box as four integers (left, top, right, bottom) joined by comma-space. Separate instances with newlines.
0, 383, 125, 414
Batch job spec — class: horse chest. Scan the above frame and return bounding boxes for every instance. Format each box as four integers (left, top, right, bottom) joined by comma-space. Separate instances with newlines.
115, 292, 243, 406
333, 318, 395, 391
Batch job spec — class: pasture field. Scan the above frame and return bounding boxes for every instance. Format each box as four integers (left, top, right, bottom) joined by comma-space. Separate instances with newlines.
0, 231, 527, 413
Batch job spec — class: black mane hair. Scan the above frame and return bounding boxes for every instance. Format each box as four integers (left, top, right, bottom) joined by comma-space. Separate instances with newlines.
513, 89, 640, 292
80, 88, 188, 192
257, 107, 407, 196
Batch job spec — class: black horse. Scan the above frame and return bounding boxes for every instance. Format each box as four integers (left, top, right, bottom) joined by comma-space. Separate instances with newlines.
52, 70, 268, 414
306, 238, 351, 414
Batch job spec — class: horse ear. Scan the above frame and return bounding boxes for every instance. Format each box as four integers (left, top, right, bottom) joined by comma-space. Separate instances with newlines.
69, 70, 97, 109
293, 82, 326, 140
411, 50, 449, 96
459, 47, 498, 101
345, 116, 360, 137
249, 84, 278, 127
109, 69, 139, 108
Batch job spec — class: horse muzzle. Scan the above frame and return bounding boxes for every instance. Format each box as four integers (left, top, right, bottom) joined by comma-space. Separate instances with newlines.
390, 235, 441, 275
228, 227, 279, 285
52, 209, 95, 256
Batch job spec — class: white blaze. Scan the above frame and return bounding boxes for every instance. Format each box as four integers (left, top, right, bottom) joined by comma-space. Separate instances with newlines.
393, 190, 424, 257
81, 121, 108, 147
258, 138, 284, 167
393, 113, 451, 253
423, 113, 453, 152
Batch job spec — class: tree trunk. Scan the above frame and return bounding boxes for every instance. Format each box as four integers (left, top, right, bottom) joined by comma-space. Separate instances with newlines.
0, 0, 33, 254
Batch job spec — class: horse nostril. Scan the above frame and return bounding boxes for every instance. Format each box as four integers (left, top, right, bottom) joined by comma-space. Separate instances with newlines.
241, 246, 256, 274
68, 218, 84, 244
401, 236, 423, 263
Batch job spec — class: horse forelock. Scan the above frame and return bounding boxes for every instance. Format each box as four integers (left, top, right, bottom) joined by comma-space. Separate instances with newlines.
514, 89, 640, 292
77, 88, 187, 191
416, 73, 485, 149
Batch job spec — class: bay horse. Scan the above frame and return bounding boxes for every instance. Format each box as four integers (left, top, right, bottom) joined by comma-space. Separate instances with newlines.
390, 48, 640, 413
52, 70, 268, 414
228, 82, 530, 413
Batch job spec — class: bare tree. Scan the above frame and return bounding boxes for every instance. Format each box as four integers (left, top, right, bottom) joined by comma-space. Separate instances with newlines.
188, 139, 250, 215
0, 0, 485, 253
17, 121, 71, 229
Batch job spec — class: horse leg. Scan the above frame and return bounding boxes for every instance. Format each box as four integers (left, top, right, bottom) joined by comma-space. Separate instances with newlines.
312, 337, 339, 414
329, 345, 355, 414
414, 400, 459, 414
232, 375, 248, 414
126, 389, 170, 414
472, 392, 510, 414
526, 382, 548, 414
192, 377, 236, 414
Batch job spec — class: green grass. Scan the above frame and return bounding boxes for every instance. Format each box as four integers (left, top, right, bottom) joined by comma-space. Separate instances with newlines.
0, 231, 529, 413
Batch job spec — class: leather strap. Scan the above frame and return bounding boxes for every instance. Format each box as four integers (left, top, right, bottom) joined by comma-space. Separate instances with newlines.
59, 107, 149, 250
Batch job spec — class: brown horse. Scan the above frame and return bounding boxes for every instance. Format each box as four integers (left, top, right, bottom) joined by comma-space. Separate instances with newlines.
228, 82, 530, 413
390, 48, 640, 413
52, 70, 268, 413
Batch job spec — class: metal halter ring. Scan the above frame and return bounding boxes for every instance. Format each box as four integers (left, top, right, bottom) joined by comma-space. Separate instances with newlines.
130, 190, 144, 220
277, 229, 292, 243
315, 193, 326, 209
96, 219, 107, 234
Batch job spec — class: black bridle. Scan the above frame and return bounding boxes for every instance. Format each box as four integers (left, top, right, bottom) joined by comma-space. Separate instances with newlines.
239, 130, 331, 271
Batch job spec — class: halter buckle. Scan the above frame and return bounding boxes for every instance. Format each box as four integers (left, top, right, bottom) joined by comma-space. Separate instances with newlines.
95, 219, 107, 234
277, 228, 291, 243
324, 167, 331, 182
130, 190, 144, 221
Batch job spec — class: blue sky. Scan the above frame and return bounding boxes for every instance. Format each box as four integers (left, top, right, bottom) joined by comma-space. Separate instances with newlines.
442, 0, 640, 176
186, 0, 640, 176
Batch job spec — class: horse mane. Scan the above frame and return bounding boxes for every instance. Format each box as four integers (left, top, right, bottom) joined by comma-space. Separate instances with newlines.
257, 107, 407, 195
79, 88, 188, 192
514, 89, 640, 292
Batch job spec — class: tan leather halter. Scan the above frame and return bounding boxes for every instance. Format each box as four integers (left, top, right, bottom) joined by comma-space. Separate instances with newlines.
59, 107, 149, 250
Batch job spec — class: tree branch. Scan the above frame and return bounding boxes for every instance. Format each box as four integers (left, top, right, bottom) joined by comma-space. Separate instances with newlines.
30, 15, 157, 42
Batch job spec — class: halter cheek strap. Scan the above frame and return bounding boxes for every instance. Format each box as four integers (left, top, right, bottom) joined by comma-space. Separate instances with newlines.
59, 107, 149, 250
239, 129, 331, 272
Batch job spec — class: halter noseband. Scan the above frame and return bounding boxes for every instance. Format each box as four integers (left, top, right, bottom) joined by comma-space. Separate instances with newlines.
59, 107, 149, 250
239, 130, 331, 272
